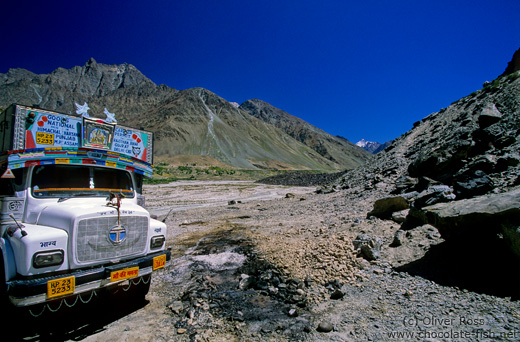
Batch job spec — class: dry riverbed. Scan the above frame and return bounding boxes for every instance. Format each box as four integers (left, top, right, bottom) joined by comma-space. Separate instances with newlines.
8, 180, 520, 342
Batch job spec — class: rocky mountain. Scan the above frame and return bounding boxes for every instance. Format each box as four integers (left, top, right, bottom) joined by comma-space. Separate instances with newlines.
0, 58, 160, 113
322, 47, 520, 267
239, 99, 372, 170
0, 59, 368, 170
355, 139, 392, 154
124, 87, 346, 169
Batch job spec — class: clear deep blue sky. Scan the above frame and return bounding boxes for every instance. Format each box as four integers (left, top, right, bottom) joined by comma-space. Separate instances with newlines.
2, 0, 519, 143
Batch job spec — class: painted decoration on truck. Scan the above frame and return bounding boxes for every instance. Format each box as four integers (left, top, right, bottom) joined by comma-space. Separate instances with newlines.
20, 107, 150, 164
25, 111, 82, 149
82, 118, 115, 150
112, 127, 148, 161
7, 149, 153, 177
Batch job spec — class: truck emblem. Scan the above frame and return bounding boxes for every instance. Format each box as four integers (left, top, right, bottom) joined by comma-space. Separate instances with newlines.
108, 225, 127, 244
8, 200, 23, 211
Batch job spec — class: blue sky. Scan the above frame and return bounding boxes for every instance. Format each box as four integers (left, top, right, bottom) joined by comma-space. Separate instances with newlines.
1, 0, 519, 144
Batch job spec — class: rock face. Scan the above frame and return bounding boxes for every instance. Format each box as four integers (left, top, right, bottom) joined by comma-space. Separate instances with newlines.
240, 99, 372, 170
325, 48, 520, 261
409, 188, 520, 258
128, 88, 346, 169
0, 58, 155, 113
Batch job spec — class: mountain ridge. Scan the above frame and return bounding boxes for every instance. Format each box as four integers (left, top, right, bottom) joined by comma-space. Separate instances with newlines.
239, 99, 371, 169
0, 60, 370, 170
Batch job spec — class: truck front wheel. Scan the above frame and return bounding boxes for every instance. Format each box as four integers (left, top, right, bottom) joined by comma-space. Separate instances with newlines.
0, 254, 8, 306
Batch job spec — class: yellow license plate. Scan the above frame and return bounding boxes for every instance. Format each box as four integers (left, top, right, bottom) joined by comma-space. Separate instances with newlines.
110, 267, 139, 282
47, 276, 75, 299
153, 254, 166, 270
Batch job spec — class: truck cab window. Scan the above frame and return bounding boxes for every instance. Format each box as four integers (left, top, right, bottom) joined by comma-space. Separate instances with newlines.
31, 165, 134, 198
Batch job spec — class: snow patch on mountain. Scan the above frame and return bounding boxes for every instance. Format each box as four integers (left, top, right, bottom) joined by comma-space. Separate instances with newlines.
356, 139, 392, 154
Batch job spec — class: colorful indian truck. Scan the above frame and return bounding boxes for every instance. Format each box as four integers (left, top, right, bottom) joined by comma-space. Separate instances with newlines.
0, 104, 170, 314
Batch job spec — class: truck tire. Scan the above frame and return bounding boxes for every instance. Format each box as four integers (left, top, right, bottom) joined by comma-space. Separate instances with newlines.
0, 254, 7, 306
0, 255, 18, 314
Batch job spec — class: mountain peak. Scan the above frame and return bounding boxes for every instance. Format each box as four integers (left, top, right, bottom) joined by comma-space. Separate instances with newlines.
500, 47, 520, 77
356, 139, 392, 154
0, 59, 154, 113
85, 57, 97, 66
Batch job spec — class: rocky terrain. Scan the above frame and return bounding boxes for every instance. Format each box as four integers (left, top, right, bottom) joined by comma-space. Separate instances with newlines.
3, 47, 520, 342
322, 62, 520, 263
6, 179, 519, 342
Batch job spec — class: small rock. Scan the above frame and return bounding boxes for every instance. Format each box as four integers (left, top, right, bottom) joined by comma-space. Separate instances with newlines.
353, 234, 383, 261
478, 103, 502, 128
304, 277, 312, 287
391, 209, 409, 223
390, 230, 405, 247
330, 289, 345, 300
238, 275, 254, 290
288, 308, 298, 317
168, 301, 184, 314
177, 328, 187, 334
317, 321, 334, 333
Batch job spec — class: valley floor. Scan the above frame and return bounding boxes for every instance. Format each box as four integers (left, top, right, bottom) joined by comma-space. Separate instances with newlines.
10, 181, 520, 342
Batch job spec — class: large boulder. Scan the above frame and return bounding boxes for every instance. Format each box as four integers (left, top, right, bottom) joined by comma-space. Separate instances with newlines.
367, 195, 412, 219
413, 185, 456, 208
478, 103, 502, 129
408, 187, 520, 258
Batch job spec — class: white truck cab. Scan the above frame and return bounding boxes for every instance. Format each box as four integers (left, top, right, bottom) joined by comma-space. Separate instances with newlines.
0, 104, 170, 312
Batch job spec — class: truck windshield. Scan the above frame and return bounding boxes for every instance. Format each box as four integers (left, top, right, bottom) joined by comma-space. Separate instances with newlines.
31, 165, 135, 198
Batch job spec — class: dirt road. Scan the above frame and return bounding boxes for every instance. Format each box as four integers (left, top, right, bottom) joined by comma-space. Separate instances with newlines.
8, 180, 520, 342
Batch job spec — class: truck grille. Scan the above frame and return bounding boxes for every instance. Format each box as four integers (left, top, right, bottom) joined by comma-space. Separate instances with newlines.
76, 216, 148, 263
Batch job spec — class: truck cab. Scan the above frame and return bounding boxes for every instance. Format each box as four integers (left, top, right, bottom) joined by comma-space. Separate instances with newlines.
0, 104, 170, 313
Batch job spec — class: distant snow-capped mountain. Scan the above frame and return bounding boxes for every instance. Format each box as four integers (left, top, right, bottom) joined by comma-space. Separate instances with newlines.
356, 139, 392, 154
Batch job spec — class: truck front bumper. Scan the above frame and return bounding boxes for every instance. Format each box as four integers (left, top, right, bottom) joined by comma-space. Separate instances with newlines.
7, 250, 171, 307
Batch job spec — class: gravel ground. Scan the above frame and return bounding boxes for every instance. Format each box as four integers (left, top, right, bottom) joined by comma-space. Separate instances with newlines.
9, 180, 520, 342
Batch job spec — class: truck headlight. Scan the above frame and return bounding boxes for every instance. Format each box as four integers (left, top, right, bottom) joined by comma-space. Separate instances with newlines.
150, 235, 165, 249
33, 250, 64, 268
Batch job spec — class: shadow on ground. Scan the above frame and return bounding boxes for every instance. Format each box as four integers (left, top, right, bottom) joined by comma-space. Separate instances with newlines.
4, 289, 148, 342
396, 236, 520, 300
